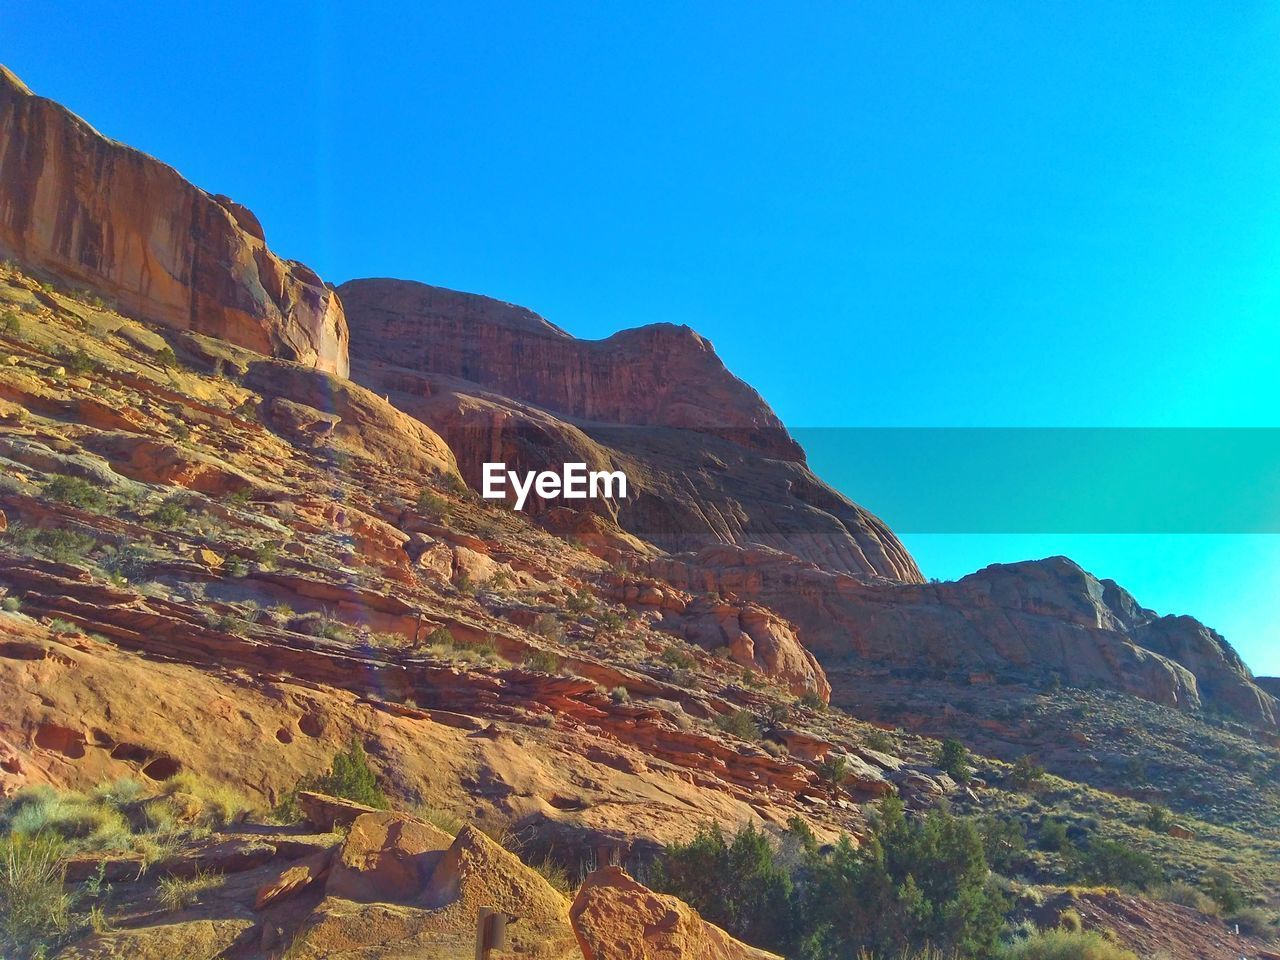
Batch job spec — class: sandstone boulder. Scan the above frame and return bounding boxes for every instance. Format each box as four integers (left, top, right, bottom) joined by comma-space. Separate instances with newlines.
570, 865, 782, 960
325, 811, 453, 903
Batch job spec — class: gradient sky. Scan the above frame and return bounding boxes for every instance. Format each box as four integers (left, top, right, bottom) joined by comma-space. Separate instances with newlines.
6, 2, 1278, 673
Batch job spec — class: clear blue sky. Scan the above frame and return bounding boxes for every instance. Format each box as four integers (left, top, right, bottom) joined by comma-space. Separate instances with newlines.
6, 2, 1278, 674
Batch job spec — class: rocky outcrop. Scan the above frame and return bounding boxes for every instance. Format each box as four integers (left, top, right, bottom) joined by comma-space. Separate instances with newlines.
0, 65, 348, 375
339, 278, 797, 457
570, 866, 782, 960
340, 278, 922, 582
649, 548, 1278, 731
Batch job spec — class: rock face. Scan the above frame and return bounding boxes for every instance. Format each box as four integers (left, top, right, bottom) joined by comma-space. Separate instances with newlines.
0, 65, 349, 375
650, 549, 1279, 731
570, 866, 782, 960
340, 277, 922, 582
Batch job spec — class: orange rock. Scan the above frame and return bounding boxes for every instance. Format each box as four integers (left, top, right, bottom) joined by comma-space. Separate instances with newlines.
570, 866, 781, 960
325, 811, 453, 903
297, 791, 381, 832
255, 849, 333, 910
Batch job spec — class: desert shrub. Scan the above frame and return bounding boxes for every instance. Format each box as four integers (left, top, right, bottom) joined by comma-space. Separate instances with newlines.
816, 754, 849, 790
150, 497, 190, 527
1202, 868, 1245, 913
653, 823, 798, 952
533, 614, 563, 641
595, 610, 625, 634
802, 797, 1006, 959
59, 347, 100, 375
798, 691, 828, 712
609, 686, 630, 703
936, 738, 972, 783
0, 834, 71, 958
1070, 836, 1161, 890
1226, 905, 1277, 939
863, 728, 898, 753
1142, 804, 1174, 833
415, 488, 451, 518
2, 787, 130, 852
979, 816, 1029, 875
1036, 818, 1071, 852
1, 597, 19, 613
660, 644, 696, 670
1009, 755, 1045, 791
0, 311, 21, 336
42, 475, 108, 511
523, 649, 562, 674
276, 740, 388, 821
1152, 880, 1218, 914
158, 774, 251, 827
154, 346, 179, 369
713, 709, 761, 742
998, 927, 1138, 960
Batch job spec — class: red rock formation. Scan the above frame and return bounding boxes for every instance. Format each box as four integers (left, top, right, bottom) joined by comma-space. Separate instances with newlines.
649, 548, 1279, 731
340, 277, 922, 582
0, 66, 348, 375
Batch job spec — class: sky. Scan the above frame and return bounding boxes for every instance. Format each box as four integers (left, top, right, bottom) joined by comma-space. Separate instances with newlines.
5, 2, 1278, 673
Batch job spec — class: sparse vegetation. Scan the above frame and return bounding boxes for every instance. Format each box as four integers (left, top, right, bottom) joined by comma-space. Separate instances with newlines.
937, 737, 972, 784
660, 644, 696, 670
156, 870, 219, 912
0, 834, 71, 958
713, 709, 761, 742
42, 475, 109, 512
998, 927, 1138, 960
275, 740, 389, 822
523, 649, 562, 674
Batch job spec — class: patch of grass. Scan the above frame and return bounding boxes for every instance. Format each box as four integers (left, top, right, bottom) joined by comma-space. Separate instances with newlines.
156, 870, 219, 912
998, 927, 1138, 959
414, 807, 463, 836
0, 834, 71, 957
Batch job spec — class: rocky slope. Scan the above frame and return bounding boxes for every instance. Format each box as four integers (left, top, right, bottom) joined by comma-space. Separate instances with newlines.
0, 66, 348, 375
1, 65, 1277, 958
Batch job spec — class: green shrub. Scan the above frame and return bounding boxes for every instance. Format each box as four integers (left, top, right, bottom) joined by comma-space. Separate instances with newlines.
998, 928, 1138, 959
415, 489, 451, 518
660, 644, 696, 670
653, 823, 798, 952
1009, 755, 1045, 791
979, 816, 1029, 875
1070, 836, 1161, 890
1226, 905, 1277, 939
713, 709, 761, 742
0, 311, 21, 337
798, 691, 828, 712
523, 649, 562, 674
275, 740, 388, 821
1142, 804, 1174, 833
42, 475, 108, 512
59, 348, 100, 375
0, 834, 71, 958
150, 497, 190, 527
1, 596, 19, 613
816, 754, 849, 790
1202, 868, 1245, 913
154, 346, 179, 369
1037, 817, 1071, 852
803, 797, 1006, 959
936, 738, 972, 783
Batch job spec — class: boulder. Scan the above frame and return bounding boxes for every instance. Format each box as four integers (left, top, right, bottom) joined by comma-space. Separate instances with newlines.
570, 866, 782, 960
325, 811, 453, 903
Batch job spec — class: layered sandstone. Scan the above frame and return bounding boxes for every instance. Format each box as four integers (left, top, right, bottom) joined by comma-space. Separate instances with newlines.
340, 277, 922, 582
0, 65, 348, 375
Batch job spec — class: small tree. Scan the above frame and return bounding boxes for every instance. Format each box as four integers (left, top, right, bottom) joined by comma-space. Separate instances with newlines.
936, 738, 972, 783
275, 740, 389, 821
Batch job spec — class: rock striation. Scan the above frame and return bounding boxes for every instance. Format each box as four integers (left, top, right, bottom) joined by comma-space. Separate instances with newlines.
0, 65, 348, 375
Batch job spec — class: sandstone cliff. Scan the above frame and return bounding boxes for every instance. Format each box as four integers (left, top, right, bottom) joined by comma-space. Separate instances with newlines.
0, 65, 348, 375
340, 277, 923, 583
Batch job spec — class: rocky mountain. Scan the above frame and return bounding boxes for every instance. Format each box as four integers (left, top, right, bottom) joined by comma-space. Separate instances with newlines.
340, 277, 923, 582
0, 63, 1277, 959
0, 66, 348, 375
